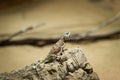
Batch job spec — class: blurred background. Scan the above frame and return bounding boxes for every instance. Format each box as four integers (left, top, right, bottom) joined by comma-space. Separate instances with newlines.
0, 0, 120, 80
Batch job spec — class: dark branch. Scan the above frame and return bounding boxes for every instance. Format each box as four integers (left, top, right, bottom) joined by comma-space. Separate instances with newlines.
0, 30, 119, 47
0, 12, 120, 47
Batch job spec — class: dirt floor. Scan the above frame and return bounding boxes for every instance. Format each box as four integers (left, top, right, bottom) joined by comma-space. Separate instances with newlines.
0, 0, 120, 80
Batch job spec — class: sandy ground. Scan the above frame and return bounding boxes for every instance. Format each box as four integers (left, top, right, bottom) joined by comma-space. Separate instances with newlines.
0, 0, 120, 80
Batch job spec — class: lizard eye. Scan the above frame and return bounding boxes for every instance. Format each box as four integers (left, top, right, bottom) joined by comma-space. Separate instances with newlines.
63, 32, 70, 40
64, 32, 70, 36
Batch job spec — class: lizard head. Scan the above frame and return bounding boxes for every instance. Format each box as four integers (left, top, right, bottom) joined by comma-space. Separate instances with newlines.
63, 32, 70, 40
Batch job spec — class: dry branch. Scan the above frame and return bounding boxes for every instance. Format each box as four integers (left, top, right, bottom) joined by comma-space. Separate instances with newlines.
0, 30, 119, 47
0, 46, 99, 80
1, 23, 45, 41
85, 12, 120, 35
0, 12, 120, 47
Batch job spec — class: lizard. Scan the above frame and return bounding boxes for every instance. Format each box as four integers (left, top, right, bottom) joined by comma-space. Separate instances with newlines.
44, 32, 70, 63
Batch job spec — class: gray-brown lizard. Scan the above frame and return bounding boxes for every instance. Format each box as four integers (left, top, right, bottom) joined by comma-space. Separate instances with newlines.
49, 32, 70, 55
44, 32, 70, 63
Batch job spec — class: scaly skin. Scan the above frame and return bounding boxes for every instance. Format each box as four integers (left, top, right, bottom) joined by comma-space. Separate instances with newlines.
44, 32, 70, 63
49, 32, 70, 55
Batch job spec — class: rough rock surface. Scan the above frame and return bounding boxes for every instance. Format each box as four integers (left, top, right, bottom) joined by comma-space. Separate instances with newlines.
0, 47, 99, 80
